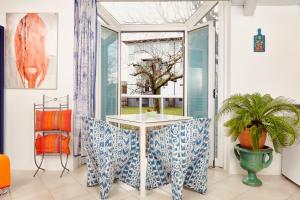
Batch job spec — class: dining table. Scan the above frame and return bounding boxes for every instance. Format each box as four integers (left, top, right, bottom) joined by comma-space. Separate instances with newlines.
106, 113, 192, 198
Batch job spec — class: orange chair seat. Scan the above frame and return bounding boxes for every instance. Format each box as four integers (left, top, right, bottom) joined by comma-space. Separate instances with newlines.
0, 154, 10, 189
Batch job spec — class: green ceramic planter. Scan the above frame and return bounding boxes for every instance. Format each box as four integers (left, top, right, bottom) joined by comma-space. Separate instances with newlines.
234, 144, 273, 186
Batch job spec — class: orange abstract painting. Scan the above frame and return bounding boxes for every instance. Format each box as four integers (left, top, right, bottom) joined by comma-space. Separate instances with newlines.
5, 13, 58, 89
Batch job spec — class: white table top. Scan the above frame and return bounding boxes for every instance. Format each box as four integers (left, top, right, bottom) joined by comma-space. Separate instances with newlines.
106, 113, 192, 125
106, 113, 193, 197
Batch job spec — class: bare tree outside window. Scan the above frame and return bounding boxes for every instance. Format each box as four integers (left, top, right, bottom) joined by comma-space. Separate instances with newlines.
121, 32, 184, 114
129, 45, 183, 112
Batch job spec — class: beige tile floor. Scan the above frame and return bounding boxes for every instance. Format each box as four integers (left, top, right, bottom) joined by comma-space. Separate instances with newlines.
1, 166, 300, 200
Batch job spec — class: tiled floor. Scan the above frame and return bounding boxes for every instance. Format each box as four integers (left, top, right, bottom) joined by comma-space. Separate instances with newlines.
1, 166, 300, 200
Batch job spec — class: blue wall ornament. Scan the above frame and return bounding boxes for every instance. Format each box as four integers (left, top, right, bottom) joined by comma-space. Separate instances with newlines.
254, 28, 265, 52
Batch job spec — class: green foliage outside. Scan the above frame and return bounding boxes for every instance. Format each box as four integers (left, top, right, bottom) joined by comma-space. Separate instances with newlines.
121, 106, 183, 115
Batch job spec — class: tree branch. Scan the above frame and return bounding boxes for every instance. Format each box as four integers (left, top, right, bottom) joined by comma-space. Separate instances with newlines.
154, 74, 183, 90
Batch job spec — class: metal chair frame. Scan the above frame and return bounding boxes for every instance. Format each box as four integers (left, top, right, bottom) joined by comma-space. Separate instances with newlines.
33, 95, 70, 178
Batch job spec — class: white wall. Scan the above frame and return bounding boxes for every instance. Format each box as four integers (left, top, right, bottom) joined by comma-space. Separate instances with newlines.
0, 0, 74, 170
229, 5, 300, 175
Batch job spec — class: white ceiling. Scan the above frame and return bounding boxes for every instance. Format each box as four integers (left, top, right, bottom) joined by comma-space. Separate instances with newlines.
232, 0, 300, 6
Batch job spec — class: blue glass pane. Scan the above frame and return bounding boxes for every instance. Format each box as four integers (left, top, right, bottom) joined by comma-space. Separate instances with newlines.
101, 27, 118, 120
188, 26, 208, 118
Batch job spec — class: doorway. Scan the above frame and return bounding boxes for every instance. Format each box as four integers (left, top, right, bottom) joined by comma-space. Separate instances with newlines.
97, 0, 222, 167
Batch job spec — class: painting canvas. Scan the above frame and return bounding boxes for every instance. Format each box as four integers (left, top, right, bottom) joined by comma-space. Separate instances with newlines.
5, 13, 58, 89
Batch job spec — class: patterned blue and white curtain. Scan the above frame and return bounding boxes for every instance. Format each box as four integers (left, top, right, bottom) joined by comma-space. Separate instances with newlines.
73, 0, 97, 158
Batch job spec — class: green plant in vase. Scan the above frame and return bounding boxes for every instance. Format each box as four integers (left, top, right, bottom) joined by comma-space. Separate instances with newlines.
218, 93, 300, 186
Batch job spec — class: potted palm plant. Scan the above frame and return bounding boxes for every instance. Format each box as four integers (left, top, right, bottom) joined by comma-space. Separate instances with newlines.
218, 93, 300, 186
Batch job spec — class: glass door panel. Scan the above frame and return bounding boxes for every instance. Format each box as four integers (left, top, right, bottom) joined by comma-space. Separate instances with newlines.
101, 26, 118, 120
187, 23, 215, 166
187, 26, 209, 118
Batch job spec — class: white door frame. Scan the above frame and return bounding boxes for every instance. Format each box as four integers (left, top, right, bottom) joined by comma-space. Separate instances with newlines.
216, 1, 231, 170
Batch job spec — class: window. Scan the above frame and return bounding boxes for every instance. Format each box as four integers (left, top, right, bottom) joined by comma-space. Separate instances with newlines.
121, 32, 184, 115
